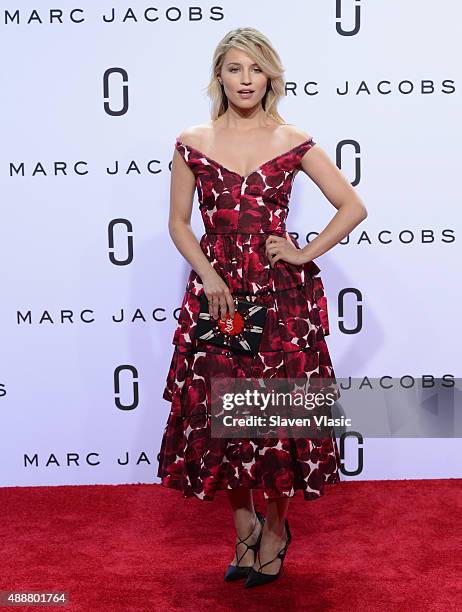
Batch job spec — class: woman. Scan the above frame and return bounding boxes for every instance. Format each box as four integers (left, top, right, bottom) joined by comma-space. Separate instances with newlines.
157, 27, 367, 588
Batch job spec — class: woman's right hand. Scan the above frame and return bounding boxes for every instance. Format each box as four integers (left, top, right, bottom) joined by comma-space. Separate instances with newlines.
201, 269, 235, 321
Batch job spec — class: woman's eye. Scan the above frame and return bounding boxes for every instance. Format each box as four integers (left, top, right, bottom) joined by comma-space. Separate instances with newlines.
229, 67, 262, 73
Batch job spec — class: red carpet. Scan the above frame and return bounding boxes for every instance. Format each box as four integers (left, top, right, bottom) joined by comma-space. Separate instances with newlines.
1, 479, 461, 611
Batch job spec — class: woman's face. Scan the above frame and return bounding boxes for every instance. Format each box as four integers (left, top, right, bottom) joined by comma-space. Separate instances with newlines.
218, 47, 269, 109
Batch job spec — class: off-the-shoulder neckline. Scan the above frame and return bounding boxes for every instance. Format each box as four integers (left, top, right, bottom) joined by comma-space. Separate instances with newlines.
175, 137, 315, 180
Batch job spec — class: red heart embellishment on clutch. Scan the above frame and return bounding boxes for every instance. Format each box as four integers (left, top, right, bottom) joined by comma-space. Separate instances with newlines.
217, 311, 244, 335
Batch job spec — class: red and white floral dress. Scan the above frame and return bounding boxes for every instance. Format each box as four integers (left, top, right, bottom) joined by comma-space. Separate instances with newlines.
156, 135, 342, 502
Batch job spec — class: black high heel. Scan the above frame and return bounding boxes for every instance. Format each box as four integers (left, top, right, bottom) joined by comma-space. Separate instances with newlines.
244, 518, 292, 588
224, 510, 265, 582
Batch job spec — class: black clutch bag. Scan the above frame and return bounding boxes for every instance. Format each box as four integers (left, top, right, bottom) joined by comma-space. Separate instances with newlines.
196, 292, 268, 355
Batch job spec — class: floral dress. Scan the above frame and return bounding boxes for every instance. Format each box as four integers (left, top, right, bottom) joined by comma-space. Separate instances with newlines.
156, 136, 342, 501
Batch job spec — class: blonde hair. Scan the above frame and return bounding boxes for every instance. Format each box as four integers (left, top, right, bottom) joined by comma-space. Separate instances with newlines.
204, 27, 287, 124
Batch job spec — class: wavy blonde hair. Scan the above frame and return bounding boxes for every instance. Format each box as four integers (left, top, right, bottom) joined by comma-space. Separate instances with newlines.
203, 27, 287, 124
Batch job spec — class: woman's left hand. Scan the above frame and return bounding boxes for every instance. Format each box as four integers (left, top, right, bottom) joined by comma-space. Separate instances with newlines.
265, 232, 306, 267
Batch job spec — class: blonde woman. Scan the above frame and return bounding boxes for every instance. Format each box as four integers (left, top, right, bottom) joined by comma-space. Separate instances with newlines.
157, 27, 367, 588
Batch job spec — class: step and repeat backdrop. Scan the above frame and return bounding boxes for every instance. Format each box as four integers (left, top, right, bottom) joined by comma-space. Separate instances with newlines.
1, 1, 460, 487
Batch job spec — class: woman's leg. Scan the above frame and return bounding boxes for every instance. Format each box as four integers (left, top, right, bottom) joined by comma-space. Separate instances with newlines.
226, 487, 262, 567
252, 496, 290, 574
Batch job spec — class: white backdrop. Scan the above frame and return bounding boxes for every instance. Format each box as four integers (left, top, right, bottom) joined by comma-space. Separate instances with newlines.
1, 1, 460, 487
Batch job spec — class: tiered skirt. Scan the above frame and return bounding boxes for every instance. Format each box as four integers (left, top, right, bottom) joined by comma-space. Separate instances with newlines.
156, 232, 342, 501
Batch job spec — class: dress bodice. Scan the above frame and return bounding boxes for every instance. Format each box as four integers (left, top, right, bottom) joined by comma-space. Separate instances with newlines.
173, 136, 322, 296
174, 137, 316, 235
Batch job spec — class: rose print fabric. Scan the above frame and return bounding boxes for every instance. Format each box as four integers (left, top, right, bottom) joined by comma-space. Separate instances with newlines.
156, 136, 342, 502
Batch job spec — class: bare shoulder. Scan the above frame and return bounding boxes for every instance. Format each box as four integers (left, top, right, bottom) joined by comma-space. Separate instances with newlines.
176, 123, 211, 149
278, 124, 314, 147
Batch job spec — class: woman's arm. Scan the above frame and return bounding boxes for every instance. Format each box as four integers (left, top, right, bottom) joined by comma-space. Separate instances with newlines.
266, 131, 368, 267
297, 141, 368, 263
168, 131, 235, 320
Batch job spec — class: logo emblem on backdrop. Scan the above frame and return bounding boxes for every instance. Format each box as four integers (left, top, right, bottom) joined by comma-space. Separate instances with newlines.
336, 0, 361, 36
103, 68, 129, 116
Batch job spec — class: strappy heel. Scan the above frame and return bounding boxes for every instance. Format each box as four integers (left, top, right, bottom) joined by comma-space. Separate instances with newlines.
244, 518, 292, 588
224, 510, 265, 582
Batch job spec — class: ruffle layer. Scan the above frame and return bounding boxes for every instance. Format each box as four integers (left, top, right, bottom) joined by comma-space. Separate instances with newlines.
173, 233, 330, 349
156, 406, 341, 501
186, 232, 325, 297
